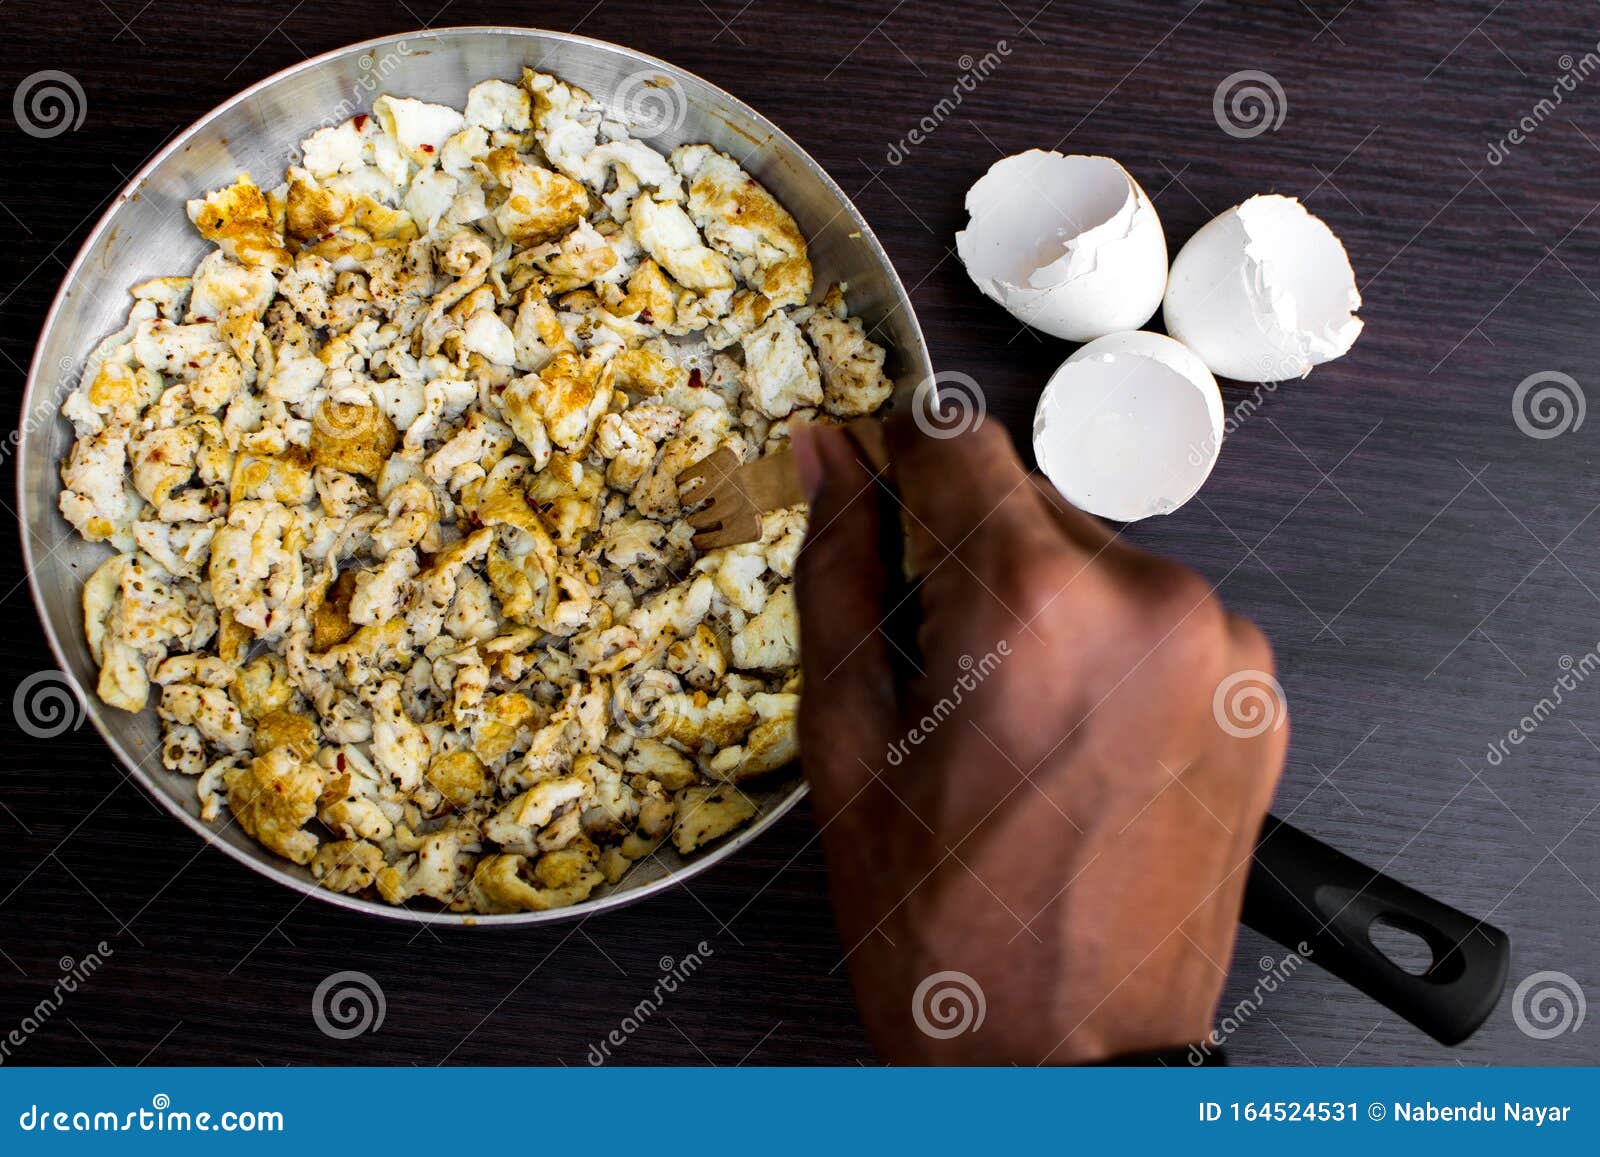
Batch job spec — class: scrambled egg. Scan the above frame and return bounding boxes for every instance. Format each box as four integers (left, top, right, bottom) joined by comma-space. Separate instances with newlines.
58, 68, 894, 913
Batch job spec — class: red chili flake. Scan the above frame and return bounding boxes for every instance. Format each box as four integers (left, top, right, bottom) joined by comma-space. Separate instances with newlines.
336, 752, 347, 771
636, 308, 653, 325
353, 114, 369, 131
687, 368, 705, 389
421, 144, 435, 153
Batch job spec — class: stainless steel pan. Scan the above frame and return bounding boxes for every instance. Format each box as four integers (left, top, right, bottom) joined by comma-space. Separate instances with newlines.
17, 27, 931, 927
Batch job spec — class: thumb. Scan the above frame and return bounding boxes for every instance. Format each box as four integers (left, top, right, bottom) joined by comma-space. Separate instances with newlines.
792, 423, 900, 819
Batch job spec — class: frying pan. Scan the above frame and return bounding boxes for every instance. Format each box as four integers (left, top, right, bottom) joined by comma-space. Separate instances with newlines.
19, 28, 871, 928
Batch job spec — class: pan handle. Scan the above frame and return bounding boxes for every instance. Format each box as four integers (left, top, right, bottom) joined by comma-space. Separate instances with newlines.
1242, 814, 1510, 1045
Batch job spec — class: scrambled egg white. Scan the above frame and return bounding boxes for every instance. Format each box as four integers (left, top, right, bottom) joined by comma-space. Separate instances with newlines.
58, 69, 893, 913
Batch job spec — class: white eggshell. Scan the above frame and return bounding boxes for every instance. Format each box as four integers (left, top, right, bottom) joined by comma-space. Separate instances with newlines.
956, 151, 1168, 342
1033, 331, 1224, 522
1163, 194, 1363, 383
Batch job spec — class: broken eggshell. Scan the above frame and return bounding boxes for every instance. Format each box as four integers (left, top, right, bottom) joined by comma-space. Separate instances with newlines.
1163, 194, 1362, 383
1033, 330, 1224, 522
956, 151, 1168, 342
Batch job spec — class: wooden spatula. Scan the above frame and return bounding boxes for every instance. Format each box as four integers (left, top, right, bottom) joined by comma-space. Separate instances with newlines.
677, 420, 889, 550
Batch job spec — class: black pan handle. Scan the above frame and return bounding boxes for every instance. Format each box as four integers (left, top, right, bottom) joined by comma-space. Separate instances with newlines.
1242, 814, 1510, 1046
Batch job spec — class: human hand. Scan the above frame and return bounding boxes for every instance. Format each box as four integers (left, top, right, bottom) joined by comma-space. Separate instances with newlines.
789, 417, 1288, 1064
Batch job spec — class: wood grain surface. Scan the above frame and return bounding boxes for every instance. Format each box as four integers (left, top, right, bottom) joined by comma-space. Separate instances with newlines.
2, 0, 1598, 1066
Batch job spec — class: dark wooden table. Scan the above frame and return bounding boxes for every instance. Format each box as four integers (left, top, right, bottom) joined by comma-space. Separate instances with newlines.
3, 0, 1597, 1066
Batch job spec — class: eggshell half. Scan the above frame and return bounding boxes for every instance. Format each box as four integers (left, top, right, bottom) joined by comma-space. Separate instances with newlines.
1163, 194, 1362, 383
956, 151, 1168, 342
1033, 331, 1224, 522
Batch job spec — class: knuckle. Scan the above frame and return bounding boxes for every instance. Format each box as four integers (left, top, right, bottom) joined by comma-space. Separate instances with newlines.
1225, 613, 1275, 673
1113, 559, 1240, 696
1138, 555, 1216, 614
977, 541, 1077, 628
1131, 557, 1224, 643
